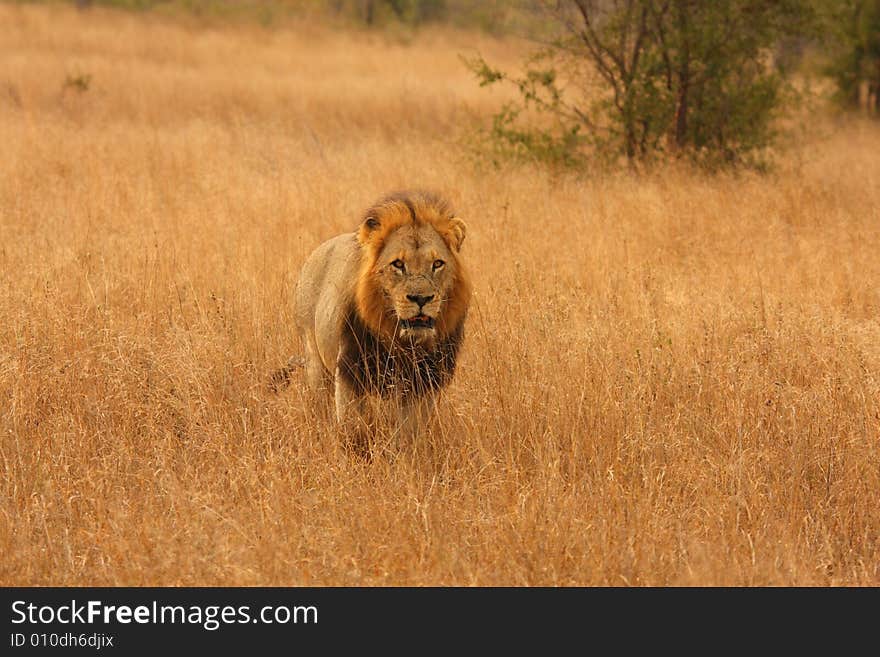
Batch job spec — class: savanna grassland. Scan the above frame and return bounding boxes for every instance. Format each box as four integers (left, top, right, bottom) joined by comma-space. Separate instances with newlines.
1, 3, 879, 586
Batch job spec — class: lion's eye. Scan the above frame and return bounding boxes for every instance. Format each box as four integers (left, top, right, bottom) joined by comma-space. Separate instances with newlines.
432, 259, 445, 270
391, 259, 405, 271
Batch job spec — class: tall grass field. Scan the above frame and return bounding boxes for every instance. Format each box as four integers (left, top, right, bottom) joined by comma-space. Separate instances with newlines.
1, 3, 878, 585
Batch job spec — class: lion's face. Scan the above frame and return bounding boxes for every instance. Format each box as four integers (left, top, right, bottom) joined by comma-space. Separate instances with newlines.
355, 191, 470, 347
373, 224, 457, 343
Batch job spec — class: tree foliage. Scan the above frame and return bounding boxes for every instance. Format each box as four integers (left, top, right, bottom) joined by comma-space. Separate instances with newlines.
821, 0, 880, 113
468, 0, 814, 169
348, 0, 447, 26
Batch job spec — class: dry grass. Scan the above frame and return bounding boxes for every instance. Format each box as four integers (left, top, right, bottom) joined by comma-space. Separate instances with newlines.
1, 4, 879, 586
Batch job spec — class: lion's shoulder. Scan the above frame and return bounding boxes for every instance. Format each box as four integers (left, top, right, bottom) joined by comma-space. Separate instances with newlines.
293, 232, 359, 321
292, 232, 362, 367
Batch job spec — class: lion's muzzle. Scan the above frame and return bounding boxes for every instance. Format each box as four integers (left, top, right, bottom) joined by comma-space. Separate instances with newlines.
401, 314, 436, 330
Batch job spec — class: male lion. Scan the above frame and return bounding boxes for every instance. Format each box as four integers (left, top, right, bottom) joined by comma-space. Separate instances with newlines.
291, 190, 471, 445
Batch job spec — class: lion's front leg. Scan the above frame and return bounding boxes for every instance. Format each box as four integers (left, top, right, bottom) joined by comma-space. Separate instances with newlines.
333, 368, 362, 424
334, 366, 371, 455
398, 392, 438, 443
303, 331, 331, 393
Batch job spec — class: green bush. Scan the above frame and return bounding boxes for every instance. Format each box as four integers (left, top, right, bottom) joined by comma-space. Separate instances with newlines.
820, 0, 880, 112
467, 0, 814, 170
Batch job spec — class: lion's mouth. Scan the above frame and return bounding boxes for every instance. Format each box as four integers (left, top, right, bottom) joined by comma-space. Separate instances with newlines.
401, 314, 436, 330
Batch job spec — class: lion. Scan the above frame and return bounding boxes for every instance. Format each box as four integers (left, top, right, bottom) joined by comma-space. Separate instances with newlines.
290, 190, 471, 446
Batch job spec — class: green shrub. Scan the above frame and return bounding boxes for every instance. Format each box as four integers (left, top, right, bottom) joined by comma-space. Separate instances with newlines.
467, 0, 814, 170
820, 0, 880, 113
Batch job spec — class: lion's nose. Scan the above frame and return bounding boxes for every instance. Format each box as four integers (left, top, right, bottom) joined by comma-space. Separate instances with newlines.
407, 294, 434, 309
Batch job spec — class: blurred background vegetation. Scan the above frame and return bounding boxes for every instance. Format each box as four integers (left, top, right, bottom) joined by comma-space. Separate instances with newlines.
12, 0, 549, 33
10, 0, 880, 169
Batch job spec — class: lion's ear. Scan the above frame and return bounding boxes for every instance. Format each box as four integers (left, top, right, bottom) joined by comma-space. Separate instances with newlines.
358, 215, 380, 246
446, 217, 466, 252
